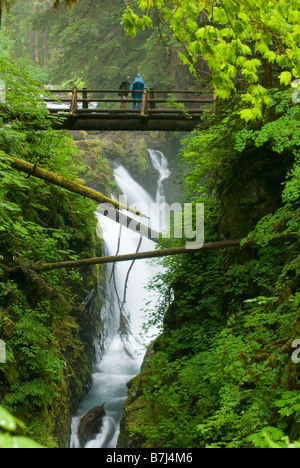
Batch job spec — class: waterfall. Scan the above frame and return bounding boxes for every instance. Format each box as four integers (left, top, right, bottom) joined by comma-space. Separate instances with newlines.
70, 149, 170, 449
148, 149, 171, 203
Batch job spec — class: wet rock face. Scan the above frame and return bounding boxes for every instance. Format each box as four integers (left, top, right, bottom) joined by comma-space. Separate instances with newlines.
218, 148, 293, 239
77, 404, 106, 448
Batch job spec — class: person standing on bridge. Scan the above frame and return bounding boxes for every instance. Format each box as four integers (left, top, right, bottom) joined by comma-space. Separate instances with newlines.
118, 76, 131, 109
130, 74, 146, 110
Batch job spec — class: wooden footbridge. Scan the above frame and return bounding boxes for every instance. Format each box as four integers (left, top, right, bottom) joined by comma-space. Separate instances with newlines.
44, 88, 215, 132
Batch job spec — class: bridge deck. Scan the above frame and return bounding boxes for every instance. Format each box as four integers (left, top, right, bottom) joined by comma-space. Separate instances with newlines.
51, 110, 206, 131
46, 88, 215, 132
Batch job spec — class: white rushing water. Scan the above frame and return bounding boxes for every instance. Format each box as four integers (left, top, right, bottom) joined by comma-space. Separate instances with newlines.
70, 149, 170, 449
148, 149, 171, 203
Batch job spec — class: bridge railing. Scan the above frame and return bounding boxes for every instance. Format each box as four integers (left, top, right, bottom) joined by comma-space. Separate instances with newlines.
44, 88, 216, 116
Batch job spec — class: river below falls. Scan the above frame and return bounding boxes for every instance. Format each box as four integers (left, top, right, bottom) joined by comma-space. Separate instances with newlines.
70, 149, 170, 448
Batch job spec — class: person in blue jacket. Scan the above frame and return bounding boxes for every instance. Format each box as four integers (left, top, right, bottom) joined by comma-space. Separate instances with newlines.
130, 74, 146, 110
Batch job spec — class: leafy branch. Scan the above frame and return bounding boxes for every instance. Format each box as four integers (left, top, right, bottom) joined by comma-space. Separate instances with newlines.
122, 0, 300, 120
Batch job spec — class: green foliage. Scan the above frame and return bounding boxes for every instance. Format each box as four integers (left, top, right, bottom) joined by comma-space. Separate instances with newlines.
235, 90, 300, 155
1, 0, 299, 450
248, 426, 300, 449
0, 405, 43, 448
127, 87, 300, 448
1, 0, 79, 14
122, 0, 300, 120
2, 0, 187, 91
0, 58, 100, 446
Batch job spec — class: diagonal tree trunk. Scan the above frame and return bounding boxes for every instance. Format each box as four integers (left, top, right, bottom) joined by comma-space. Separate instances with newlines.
7, 239, 246, 274
7, 155, 146, 217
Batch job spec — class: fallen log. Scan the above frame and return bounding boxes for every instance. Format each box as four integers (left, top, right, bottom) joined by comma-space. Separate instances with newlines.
6, 155, 146, 217
7, 239, 247, 274
97, 206, 159, 243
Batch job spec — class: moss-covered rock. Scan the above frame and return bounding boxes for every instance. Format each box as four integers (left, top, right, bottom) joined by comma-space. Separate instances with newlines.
218, 147, 293, 239
117, 368, 154, 448
74, 138, 116, 196
100, 132, 149, 182
117, 338, 161, 449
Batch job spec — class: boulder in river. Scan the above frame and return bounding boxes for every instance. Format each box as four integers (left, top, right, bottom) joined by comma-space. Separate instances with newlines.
77, 403, 106, 448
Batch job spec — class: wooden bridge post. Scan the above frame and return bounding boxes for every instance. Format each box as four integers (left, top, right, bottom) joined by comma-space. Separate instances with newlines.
140, 88, 148, 117
149, 89, 156, 109
82, 88, 88, 110
70, 87, 78, 116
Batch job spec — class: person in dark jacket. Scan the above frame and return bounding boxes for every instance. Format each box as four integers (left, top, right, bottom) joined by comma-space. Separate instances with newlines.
130, 74, 146, 110
118, 76, 131, 109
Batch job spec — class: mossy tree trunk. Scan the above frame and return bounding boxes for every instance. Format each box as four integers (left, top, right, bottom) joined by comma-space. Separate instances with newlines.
7, 155, 145, 216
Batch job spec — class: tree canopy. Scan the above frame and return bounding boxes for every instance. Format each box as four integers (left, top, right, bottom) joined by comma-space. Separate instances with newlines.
1, 0, 78, 10
122, 0, 300, 120
2, 0, 186, 89
0, 0, 78, 26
